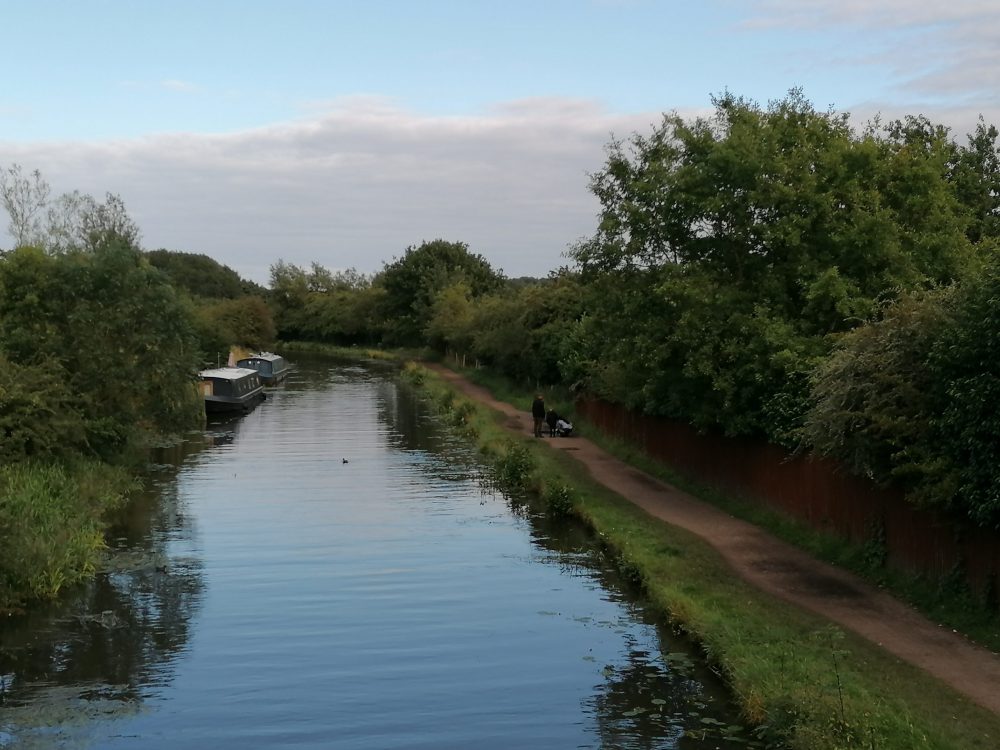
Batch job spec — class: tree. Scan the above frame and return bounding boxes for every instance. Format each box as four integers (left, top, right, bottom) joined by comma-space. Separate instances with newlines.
803, 289, 953, 488
146, 249, 249, 299
951, 118, 1000, 244
378, 239, 504, 345
0, 243, 203, 455
198, 296, 276, 355
0, 165, 142, 253
0, 164, 50, 248
569, 90, 976, 442
925, 261, 1000, 526
425, 282, 476, 355
75, 193, 141, 250
0, 356, 89, 462
268, 260, 312, 340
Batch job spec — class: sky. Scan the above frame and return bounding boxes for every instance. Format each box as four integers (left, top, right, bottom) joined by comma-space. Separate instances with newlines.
2, 0, 999, 284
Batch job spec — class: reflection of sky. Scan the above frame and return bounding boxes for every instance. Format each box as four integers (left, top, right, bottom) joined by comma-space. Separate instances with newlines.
1, 358, 745, 749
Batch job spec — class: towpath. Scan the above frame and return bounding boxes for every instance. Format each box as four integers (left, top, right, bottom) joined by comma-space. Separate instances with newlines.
426, 363, 1000, 715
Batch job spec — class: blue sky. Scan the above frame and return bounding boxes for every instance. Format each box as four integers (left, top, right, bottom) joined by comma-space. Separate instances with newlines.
2, 0, 998, 282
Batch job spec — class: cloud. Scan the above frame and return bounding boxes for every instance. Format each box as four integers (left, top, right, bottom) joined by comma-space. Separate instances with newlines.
737, 0, 1000, 105
738, 0, 998, 30
0, 98, 658, 284
160, 79, 200, 93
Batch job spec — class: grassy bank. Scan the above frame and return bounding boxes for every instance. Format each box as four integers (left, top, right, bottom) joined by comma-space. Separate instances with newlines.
278, 340, 416, 362
402, 361, 1000, 749
456, 364, 1000, 655
0, 460, 137, 615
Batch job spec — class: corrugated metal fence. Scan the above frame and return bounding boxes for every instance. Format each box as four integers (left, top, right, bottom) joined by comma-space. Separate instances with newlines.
576, 397, 1000, 604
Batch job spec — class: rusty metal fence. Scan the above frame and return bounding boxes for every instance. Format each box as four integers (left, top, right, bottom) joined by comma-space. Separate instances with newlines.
576, 397, 1000, 602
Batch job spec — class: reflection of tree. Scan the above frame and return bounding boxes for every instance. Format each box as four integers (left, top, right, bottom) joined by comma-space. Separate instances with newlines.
518, 503, 749, 749
376, 379, 483, 480
589, 644, 705, 749
0, 449, 206, 738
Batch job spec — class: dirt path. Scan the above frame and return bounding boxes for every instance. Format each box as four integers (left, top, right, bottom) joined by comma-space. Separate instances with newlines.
426, 364, 1000, 714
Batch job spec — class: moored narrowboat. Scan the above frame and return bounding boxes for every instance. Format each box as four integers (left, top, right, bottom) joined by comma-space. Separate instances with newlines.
199, 367, 265, 414
236, 352, 291, 385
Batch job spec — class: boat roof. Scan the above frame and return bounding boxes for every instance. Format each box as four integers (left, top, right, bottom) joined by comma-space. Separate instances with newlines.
238, 352, 285, 363
199, 367, 260, 381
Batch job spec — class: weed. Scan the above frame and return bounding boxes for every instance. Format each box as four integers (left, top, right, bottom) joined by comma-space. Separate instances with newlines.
0, 461, 134, 613
487, 442, 536, 496
542, 482, 576, 517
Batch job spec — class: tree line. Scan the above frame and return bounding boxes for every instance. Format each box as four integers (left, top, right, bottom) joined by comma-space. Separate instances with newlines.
266, 91, 1000, 529
4, 88, 1000, 542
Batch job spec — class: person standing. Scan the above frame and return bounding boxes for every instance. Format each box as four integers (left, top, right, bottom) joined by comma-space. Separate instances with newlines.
531, 394, 546, 437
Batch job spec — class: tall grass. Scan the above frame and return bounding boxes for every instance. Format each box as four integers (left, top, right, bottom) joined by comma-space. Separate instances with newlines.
404, 361, 1000, 750
0, 460, 136, 613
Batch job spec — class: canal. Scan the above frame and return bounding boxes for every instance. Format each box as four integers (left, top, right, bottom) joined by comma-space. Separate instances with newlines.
1, 356, 752, 748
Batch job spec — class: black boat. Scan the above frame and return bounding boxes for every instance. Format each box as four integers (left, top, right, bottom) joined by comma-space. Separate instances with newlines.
199, 367, 265, 414
236, 352, 291, 385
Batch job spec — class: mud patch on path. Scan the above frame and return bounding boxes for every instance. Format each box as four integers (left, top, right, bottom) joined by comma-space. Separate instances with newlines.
749, 557, 865, 600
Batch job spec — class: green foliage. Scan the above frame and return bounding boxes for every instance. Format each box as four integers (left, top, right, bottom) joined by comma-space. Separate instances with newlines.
197, 295, 277, 356
431, 272, 586, 385
487, 441, 536, 495
0, 460, 135, 612
806, 255, 1000, 526
927, 261, 1000, 526
425, 281, 476, 353
302, 285, 385, 344
146, 249, 249, 299
0, 243, 204, 456
803, 289, 953, 488
379, 239, 505, 345
951, 118, 1000, 243
269, 260, 382, 344
0, 356, 89, 462
567, 90, 976, 445
541, 481, 576, 517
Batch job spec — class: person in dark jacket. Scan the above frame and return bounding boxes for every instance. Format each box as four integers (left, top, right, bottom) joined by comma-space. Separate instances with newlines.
531, 394, 546, 437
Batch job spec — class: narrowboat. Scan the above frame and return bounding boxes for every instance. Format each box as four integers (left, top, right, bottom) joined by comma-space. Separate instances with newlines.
236, 352, 291, 385
198, 367, 265, 414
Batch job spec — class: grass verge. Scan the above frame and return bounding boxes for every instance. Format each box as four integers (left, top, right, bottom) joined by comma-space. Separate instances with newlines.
403, 361, 1000, 750
278, 340, 422, 362
573, 427, 1000, 654
453, 362, 1000, 654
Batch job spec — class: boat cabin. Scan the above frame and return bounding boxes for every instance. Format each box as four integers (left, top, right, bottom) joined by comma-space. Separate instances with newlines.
236, 352, 290, 385
199, 367, 265, 414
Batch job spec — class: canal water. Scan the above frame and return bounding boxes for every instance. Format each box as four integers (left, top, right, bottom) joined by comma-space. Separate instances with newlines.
0, 357, 753, 749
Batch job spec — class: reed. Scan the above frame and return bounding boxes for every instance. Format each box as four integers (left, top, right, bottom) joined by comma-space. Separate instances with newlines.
0, 460, 136, 613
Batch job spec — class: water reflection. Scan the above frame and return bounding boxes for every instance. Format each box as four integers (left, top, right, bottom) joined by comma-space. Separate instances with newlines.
485, 501, 752, 749
0, 357, 750, 749
0, 448, 206, 745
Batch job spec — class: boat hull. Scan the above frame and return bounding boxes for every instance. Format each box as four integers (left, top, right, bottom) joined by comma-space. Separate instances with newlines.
204, 391, 265, 414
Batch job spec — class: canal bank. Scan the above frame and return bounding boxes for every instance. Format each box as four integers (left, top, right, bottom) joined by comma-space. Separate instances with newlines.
1, 356, 754, 749
413, 361, 1000, 749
